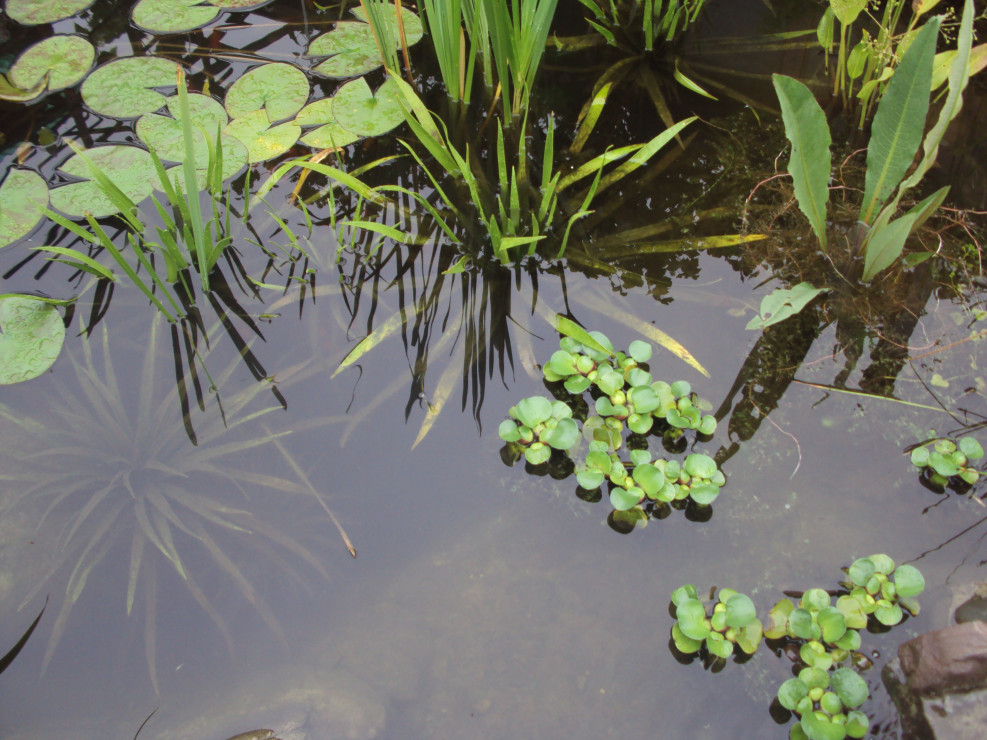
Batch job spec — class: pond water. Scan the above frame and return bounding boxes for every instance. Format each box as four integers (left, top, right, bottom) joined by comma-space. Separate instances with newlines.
1, 1, 986, 739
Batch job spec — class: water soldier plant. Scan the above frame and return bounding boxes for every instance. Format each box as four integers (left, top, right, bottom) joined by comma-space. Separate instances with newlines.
670, 555, 925, 739
498, 317, 722, 526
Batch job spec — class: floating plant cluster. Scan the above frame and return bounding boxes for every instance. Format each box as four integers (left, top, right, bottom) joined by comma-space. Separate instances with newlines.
910, 434, 984, 490
671, 554, 925, 740
498, 318, 721, 526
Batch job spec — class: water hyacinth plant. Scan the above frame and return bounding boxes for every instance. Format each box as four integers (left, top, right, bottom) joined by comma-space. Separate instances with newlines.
909, 434, 984, 488
671, 584, 763, 659
777, 666, 870, 740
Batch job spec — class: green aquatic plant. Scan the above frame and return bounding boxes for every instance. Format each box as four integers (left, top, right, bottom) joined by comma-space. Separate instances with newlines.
840, 554, 925, 627
5, 317, 339, 691
777, 666, 870, 740
0, 294, 69, 385
499, 396, 580, 465
577, 0, 708, 51
671, 585, 763, 659
909, 434, 984, 488
763, 589, 866, 671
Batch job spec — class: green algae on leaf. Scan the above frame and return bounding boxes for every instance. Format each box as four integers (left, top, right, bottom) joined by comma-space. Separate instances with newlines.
131, 0, 221, 33
49, 145, 157, 218
0, 169, 48, 248
4, 0, 94, 25
8, 35, 95, 93
225, 110, 301, 162
0, 296, 65, 385
81, 57, 182, 118
331, 76, 404, 138
224, 62, 309, 123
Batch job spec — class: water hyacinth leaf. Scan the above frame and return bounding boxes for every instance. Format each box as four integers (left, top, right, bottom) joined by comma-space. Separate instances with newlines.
875, 601, 903, 626
82, 57, 182, 118
498, 419, 521, 442
671, 584, 699, 606
817, 606, 847, 643
801, 711, 847, 740
800, 666, 831, 691
564, 375, 592, 394
959, 436, 984, 459
684, 454, 717, 479
545, 418, 579, 450
777, 678, 808, 710
725, 593, 756, 628
224, 63, 309, 122
576, 469, 605, 490
893, 564, 925, 598
802, 588, 831, 611
332, 77, 404, 138
848, 557, 876, 586
515, 396, 553, 428
676, 598, 710, 640
628, 340, 652, 363
870, 554, 895, 574
309, 22, 382, 78
706, 632, 733, 659
610, 486, 642, 511
911, 446, 931, 467
0, 169, 48, 248
789, 608, 817, 640
524, 442, 551, 465
5, 0, 94, 24
845, 711, 869, 739
131, 0, 220, 33
736, 621, 762, 654
0, 296, 66, 385
225, 110, 301, 163
49, 145, 157, 218
746, 282, 827, 330
831, 667, 868, 709
634, 464, 664, 498
689, 482, 720, 505
772, 74, 831, 250
860, 18, 940, 224
764, 598, 794, 639
8, 35, 95, 93
836, 595, 868, 630
554, 315, 613, 359
671, 622, 702, 653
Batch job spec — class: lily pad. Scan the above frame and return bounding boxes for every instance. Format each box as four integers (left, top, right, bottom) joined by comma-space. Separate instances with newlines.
5, 0, 94, 25
0, 296, 65, 385
351, 2, 424, 46
131, 0, 220, 33
294, 99, 361, 149
308, 22, 384, 78
224, 62, 309, 123
225, 110, 300, 163
49, 145, 157, 218
332, 76, 404, 138
81, 56, 182, 118
207, 0, 272, 7
0, 169, 48, 248
137, 93, 247, 178
8, 35, 95, 93
0, 74, 48, 102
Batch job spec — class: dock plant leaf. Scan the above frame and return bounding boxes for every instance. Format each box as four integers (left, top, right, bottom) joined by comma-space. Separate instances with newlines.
81, 56, 182, 118
0, 295, 66, 385
0, 169, 48, 248
8, 35, 95, 93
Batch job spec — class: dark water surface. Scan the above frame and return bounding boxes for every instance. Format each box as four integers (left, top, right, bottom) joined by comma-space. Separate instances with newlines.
1, 1, 986, 738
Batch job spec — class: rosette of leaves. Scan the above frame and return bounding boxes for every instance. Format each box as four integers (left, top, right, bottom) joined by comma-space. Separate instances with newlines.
910, 436, 984, 488
777, 666, 870, 740
670, 585, 763, 660
841, 554, 925, 627
763, 588, 866, 670
498, 395, 579, 465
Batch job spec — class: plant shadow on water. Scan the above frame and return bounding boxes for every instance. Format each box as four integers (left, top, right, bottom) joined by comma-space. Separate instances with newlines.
0, 313, 341, 694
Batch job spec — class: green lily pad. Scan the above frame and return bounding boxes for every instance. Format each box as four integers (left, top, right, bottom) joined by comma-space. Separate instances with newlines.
309, 22, 382, 79
224, 62, 309, 123
0, 296, 65, 385
332, 77, 404, 137
81, 56, 182, 118
350, 2, 424, 45
225, 110, 301, 163
0, 169, 48, 248
5, 0, 94, 25
207, 0, 272, 7
49, 145, 157, 218
8, 35, 95, 93
131, 0, 220, 33
137, 93, 247, 178
0, 74, 48, 102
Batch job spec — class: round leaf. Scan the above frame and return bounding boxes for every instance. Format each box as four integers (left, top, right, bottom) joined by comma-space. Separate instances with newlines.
735, 620, 762, 654
634, 464, 663, 498
777, 678, 809, 711
801, 710, 847, 740
0, 296, 66, 385
684, 453, 717, 480
789, 608, 818, 640
676, 598, 711, 641
224, 62, 309, 122
835, 595, 868, 630
225, 110, 301, 163
689, 482, 721, 505
671, 622, 702, 654
868, 554, 895, 574
309, 22, 382, 78
50, 145, 157, 218
131, 0, 220, 33
545, 417, 578, 451
548, 349, 577, 376
725, 593, 757, 628
610, 485, 643, 511
523, 442, 551, 466
575, 469, 605, 490
0, 169, 48, 248
498, 419, 520, 443
8, 35, 95, 93
817, 606, 847, 643
628, 339, 652, 362
959, 436, 984, 459
847, 557, 876, 587
830, 667, 868, 709
845, 710, 869, 738
5, 0, 94, 25
892, 564, 925, 598
705, 632, 734, 659
874, 602, 903, 626
514, 396, 553, 428
82, 56, 182, 118
910, 446, 930, 467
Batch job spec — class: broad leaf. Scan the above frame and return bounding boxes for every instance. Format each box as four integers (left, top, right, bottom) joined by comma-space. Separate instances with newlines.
8, 35, 94, 93
830, 0, 867, 24
81, 57, 182, 118
0, 296, 66, 385
224, 62, 309, 122
772, 74, 831, 249
309, 22, 383, 78
294, 99, 361, 149
225, 110, 301, 163
332, 77, 404, 138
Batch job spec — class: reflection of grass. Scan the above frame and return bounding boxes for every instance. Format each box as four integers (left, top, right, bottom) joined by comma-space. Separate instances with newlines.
7, 317, 334, 691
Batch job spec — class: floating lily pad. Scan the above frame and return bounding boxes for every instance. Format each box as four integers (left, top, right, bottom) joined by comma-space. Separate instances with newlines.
0, 296, 65, 385
332, 76, 403, 138
49, 145, 157, 218
309, 22, 383, 79
0, 169, 48, 248
207, 0, 272, 7
81, 56, 182, 118
350, 2, 424, 46
225, 110, 300, 162
131, 0, 220, 33
8, 35, 95, 93
224, 62, 309, 123
0, 74, 48, 102
294, 98, 360, 149
5, 0, 94, 25
137, 93, 247, 178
